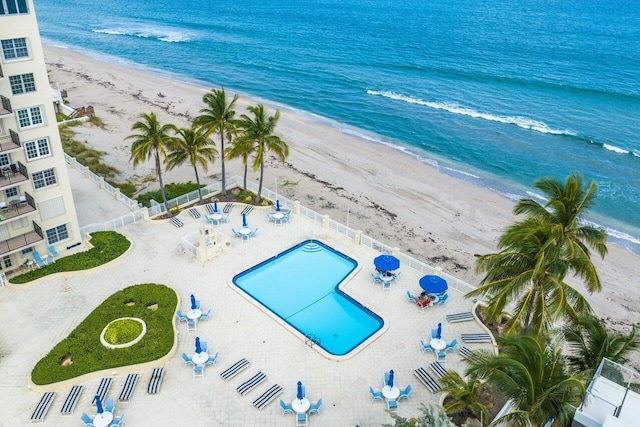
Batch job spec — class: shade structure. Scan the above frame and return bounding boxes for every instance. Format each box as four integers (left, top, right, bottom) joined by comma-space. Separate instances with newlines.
276, 200, 281, 212
213, 200, 218, 213
419, 275, 448, 294
388, 370, 394, 388
190, 294, 197, 310
436, 323, 442, 340
94, 395, 103, 414
195, 337, 202, 354
242, 214, 247, 228
373, 255, 400, 272
297, 381, 303, 400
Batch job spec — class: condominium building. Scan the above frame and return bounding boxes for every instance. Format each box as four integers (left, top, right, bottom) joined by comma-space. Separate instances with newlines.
0, 0, 80, 273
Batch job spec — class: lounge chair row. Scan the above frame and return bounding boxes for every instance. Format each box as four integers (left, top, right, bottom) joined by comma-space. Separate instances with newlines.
219, 358, 283, 411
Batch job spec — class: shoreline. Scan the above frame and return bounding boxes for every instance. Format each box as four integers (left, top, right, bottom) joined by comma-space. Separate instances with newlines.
44, 45, 640, 368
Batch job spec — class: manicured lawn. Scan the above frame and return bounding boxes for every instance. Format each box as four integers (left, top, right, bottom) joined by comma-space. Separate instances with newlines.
31, 283, 177, 385
10, 231, 130, 284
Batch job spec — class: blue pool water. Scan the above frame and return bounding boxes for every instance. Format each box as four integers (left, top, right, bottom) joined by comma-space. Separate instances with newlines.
232, 240, 383, 356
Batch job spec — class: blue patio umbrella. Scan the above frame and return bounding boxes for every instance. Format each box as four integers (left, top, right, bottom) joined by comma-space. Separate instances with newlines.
190, 294, 197, 310
242, 214, 247, 228
276, 200, 281, 211
419, 275, 448, 294
94, 395, 103, 414
297, 381, 303, 400
436, 322, 442, 340
195, 336, 202, 353
213, 200, 218, 213
388, 369, 394, 388
374, 254, 400, 272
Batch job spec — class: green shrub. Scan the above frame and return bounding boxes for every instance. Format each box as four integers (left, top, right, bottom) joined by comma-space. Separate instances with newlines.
136, 182, 204, 207
10, 231, 130, 284
106, 180, 137, 198
103, 319, 143, 345
31, 284, 177, 384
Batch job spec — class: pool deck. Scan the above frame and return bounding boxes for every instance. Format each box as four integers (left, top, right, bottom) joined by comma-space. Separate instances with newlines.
0, 167, 495, 426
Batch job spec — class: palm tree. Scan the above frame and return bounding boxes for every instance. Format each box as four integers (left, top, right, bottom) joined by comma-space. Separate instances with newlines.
235, 104, 289, 203
438, 371, 491, 425
166, 125, 218, 204
127, 112, 175, 215
194, 88, 239, 196
563, 313, 639, 377
226, 135, 255, 192
513, 172, 607, 293
468, 219, 592, 335
466, 334, 584, 426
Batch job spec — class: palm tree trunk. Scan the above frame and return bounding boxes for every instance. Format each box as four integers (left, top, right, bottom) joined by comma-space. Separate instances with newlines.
220, 134, 226, 196
256, 157, 264, 203
243, 162, 248, 192
193, 165, 202, 203
155, 151, 171, 216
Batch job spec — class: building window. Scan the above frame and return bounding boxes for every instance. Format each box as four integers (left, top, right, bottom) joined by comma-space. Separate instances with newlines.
0, 154, 9, 167
0, 0, 28, 15
4, 187, 17, 198
9, 73, 35, 95
0, 255, 12, 270
24, 138, 50, 160
1, 37, 28, 60
46, 224, 69, 244
32, 168, 57, 189
16, 106, 43, 128
21, 247, 33, 255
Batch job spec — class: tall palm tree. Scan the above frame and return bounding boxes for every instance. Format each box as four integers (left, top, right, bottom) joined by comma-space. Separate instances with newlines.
166, 125, 218, 204
226, 135, 255, 192
466, 334, 584, 427
513, 173, 607, 293
438, 371, 491, 425
235, 104, 289, 203
194, 88, 239, 196
467, 219, 592, 335
563, 313, 639, 377
127, 112, 175, 215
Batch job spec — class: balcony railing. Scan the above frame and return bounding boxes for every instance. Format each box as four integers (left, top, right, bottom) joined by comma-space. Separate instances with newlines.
0, 129, 21, 153
0, 95, 11, 116
0, 161, 29, 190
0, 191, 36, 222
0, 220, 44, 256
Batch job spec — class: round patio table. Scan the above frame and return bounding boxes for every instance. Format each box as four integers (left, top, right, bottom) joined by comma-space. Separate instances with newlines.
192, 352, 209, 365
187, 309, 202, 320
92, 412, 113, 427
382, 385, 400, 400
292, 398, 310, 414
430, 338, 447, 351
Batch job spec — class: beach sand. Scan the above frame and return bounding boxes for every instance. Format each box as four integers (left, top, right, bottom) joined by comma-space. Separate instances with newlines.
44, 45, 640, 368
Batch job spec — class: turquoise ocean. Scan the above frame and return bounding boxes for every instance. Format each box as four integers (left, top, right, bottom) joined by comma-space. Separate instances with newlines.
33, 0, 640, 254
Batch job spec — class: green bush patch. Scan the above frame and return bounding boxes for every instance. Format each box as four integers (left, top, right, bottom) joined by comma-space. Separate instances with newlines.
104, 319, 143, 345
31, 283, 176, 385
136, 182, 204, 207
10, 231, 130, 284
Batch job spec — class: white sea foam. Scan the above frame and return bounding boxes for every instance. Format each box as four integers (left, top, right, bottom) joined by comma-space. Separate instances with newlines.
603, 144, 629, 154
367, 90, 576, 136
93, 27, 191, 43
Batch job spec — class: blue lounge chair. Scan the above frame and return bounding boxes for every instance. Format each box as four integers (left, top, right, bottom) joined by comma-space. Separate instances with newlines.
406, 290, 414, 303
48, 245, 59, 259
206, 352, 219, 366
105, 398, 115, 413
445, 338, 458, 353
398, 384, 412, 400
200, 308, 212, 321
110, 413, 125, 427
176, 311, 188, 322
279, 399, 293, 415
80, 413, 93, 426
32, 251, 48, 268
420, 340, 433, 353
182, 353, 194, 366
308, 398, 323, 415
369, 386, 383, 403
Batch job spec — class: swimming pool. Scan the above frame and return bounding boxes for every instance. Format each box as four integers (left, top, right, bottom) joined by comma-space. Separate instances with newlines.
232, 240, 384, 357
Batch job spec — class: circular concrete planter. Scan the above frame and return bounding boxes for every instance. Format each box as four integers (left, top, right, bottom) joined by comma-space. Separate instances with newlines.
100, 317, 146, 349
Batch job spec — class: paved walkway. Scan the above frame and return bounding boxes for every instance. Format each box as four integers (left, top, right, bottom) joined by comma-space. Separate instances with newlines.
0, 166, 494, 426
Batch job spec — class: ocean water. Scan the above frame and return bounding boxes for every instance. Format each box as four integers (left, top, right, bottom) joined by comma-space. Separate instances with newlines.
33, 0, 640, 254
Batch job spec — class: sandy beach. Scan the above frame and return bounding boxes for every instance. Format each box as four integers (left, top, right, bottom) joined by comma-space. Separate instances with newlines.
44, 45, 640, 368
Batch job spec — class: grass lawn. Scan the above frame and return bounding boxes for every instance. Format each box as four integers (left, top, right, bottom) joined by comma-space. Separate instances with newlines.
10, 231, 130, 284
31, 283, 177, 385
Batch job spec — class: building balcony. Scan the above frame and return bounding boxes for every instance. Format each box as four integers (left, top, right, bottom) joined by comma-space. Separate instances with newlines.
0, 129, 21, 154
0, 220, 44, 257
0, 162, 29, 190
0, 191, 36, 223
0, 95, 11, 117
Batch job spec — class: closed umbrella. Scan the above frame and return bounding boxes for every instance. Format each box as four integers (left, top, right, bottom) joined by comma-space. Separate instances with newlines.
94, 395, 103, 414
242, 214, 247, 228
213, 200, 218, 213
276, 200, 281, 212
437, 322, 442, 340
373, 255, 400, 272
388, 370, 394, 388
195, 337, 202, 354
419, 275, 448, 294
190, 294, 197, 310
297, 381, 303, 400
